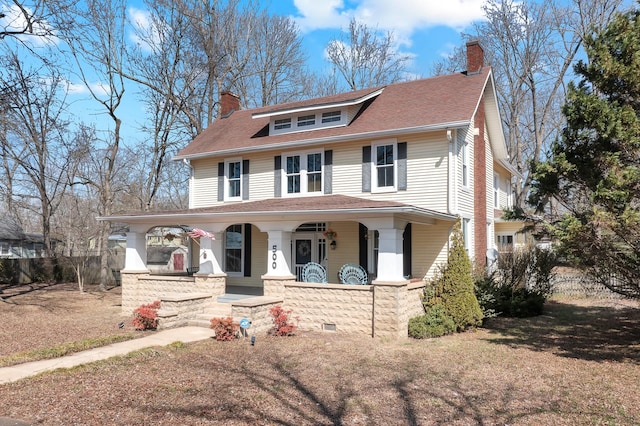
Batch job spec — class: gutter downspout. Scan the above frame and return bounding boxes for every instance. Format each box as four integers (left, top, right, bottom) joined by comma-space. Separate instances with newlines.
447, 129, 458, 215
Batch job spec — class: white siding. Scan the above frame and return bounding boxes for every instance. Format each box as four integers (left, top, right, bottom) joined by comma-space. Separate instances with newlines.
485, 124, 494, 253
189, 129, 468, 215
226, 225, 268, 288
413, 222, 451, 279
330, 133, 450, 211
191, 158, 218, 208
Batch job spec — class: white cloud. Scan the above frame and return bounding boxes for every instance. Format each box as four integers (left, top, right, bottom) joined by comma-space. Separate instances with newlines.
292, 0, 351, 32
127, 7, 161, 52
63, 79, 111, 97
293, 0, 485, 40
0, 3, 57, 46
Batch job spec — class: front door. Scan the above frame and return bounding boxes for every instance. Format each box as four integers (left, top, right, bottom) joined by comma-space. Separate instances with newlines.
293, 233, 327, 281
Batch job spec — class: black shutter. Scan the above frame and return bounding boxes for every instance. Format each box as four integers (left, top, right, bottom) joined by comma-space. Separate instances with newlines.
324, 150, 333, 194
362, 146, 371, 192
242, 159, 250, 200
274, 156, 282, 198
244, 223, 252, 277
398, 142, 407, 191
403, 223, 412, 278
359, 223, 368, 270
217, 162, 225, 201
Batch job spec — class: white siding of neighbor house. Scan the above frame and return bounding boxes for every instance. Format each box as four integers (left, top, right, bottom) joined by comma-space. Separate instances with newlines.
495, 221, 528, 247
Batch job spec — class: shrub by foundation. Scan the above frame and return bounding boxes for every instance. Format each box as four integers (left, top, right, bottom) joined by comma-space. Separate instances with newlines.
409, 304, 456, 338
268, 305, 298, 336
132, 301, 161, 330
210, 317, 240, 341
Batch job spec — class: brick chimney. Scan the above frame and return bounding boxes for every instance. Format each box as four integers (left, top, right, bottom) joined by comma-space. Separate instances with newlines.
466, 40, 484, 74
220, 91, 240, 117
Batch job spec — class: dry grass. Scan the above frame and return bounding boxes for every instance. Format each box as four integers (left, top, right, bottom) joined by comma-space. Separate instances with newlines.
1, 284, 640, 425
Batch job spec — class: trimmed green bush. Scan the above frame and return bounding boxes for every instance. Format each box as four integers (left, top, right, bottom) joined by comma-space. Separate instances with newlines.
408, 304, 456, 338
425, 219, 483, 331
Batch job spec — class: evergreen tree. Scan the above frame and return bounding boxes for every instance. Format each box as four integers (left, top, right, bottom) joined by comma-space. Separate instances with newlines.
426, 219, 483, 331
530, 7, 640, 298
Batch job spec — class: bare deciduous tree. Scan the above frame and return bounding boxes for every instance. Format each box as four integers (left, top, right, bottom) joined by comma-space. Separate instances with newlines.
53, 0, 128, 290
0, 0, 52, 39
326, 18, 411, 91
433, 0, 625, 209
0, 53, 76, 258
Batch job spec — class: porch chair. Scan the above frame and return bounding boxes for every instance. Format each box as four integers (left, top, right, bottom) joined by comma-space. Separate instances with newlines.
301, 262, 328, 283
338, 264, 368, 285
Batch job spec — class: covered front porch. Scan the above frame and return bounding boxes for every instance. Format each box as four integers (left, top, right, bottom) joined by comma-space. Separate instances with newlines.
103, 195, 456, 338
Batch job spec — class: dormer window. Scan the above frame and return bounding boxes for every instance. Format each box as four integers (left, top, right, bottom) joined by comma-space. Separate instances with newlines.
274, 118, 291, 130
322, 111, 341, 123
269, 109, 347, 135
297, 114, 316, 127
253, 87, 383, 136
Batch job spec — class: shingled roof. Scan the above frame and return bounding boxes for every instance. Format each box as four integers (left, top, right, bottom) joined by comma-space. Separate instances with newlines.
174, 69, 493, 160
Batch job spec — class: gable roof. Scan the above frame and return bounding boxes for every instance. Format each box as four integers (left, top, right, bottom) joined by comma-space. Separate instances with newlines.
174, 69, 498, 160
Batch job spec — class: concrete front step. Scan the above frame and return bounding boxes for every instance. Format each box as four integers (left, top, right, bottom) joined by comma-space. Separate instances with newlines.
188, 314, 249, 329
202, 303, 233, 316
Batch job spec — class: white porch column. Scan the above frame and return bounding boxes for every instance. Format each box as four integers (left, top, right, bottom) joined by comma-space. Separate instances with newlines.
197, 235, 224, 274
124, 231, 148, 272
264, 230, 294, 277
375, 228, 405, 282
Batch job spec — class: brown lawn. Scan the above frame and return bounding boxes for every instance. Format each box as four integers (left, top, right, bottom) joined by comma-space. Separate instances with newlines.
1, 283, 640, 425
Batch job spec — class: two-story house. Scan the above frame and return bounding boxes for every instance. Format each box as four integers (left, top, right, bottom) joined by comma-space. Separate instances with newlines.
104, 42, 519, 338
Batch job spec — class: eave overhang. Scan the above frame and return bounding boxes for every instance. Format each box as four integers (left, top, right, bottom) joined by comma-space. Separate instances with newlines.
172, 120, 471, 162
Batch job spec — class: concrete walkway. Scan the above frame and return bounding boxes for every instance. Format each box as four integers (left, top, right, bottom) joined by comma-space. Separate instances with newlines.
0, 326, 215, 385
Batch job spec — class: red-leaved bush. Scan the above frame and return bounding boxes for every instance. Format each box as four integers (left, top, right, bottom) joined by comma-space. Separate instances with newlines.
132, 300, 161, 330
268, 305, 298, 336
210, 316, 240, 341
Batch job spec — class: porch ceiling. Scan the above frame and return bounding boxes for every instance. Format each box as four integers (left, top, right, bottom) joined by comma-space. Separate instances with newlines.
98, 195, 456, 227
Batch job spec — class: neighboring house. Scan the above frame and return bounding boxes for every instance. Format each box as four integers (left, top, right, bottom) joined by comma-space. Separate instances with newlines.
102, 42, 522, 337
0, 219, 46, 259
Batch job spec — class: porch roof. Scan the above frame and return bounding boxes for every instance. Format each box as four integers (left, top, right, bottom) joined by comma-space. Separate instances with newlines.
99, 195, 456, 227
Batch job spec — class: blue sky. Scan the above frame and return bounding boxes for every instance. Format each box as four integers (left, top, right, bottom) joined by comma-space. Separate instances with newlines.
1, 0, 487, 144
273, 0, 486, 76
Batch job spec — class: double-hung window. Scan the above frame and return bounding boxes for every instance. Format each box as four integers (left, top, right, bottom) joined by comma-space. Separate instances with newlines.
284, 151, 323, 195
286, 155, 301, 193
225, 159, 242, 200
373, 141, 396, 191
